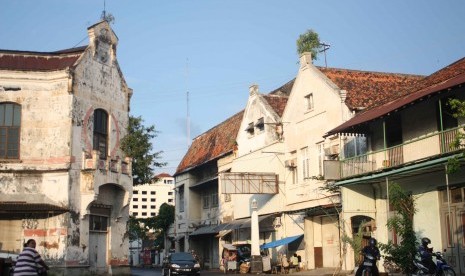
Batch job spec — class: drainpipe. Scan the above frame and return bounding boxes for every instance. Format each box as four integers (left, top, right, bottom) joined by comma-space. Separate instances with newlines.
438, 99, 445, 153
383, 120, 387, 166
385, 177, 389, 222
444, 165, 455, 259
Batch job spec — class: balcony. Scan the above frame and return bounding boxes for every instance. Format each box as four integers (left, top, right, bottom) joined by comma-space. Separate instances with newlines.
82, 150, 132, 175
325, 126, 464, 180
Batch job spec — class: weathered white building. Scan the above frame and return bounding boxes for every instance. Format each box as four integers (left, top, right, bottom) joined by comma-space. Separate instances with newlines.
0, 21, 133, 275
173, 51, 424, 273
325, 57, 465, 273
278, 53, 421, 270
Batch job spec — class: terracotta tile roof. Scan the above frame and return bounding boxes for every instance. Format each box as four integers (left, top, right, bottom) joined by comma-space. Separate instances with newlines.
319, 67, 424, 110
0, 46, 87, 71
262, 94, 288, 117
175, 110, 244, 175
269, 78, 295, 96
155, 173, 172, 178
326, 57, 465, 136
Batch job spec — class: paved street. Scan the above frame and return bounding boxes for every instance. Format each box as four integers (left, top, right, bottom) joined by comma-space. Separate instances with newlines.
130, 267, 353, 276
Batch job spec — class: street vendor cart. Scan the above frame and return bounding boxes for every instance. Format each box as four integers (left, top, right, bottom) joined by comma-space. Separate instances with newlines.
222, 244, 238, 273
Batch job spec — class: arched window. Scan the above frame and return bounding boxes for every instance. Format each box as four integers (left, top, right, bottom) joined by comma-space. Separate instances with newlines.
93, 109, 108, 159
0, 103, 21, 159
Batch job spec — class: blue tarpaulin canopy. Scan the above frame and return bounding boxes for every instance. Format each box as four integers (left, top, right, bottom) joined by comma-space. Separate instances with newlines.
260, 234, 304, 249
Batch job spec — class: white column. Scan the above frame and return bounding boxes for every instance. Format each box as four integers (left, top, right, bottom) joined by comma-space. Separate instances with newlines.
251, 198, 260, 256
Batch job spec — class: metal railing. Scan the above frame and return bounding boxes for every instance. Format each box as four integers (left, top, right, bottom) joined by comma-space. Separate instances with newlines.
337, 126, 464, 179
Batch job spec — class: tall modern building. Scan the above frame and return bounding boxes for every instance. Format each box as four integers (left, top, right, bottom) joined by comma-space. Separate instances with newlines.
130, 173, 175, 218
129, 173, 175, 266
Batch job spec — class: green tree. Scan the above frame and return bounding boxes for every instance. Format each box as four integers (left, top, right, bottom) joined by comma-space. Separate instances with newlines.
341, 222, 365, 266
126, 215, 147, 243
378, 183, 418, 274
446, 98, 465, 173
296, 29, 322, 60
121, 116, 166, 185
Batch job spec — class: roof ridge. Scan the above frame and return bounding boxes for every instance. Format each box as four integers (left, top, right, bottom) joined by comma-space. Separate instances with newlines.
318, 66, 425, 78
192, 110, 244, 141
0, 46, 87, 56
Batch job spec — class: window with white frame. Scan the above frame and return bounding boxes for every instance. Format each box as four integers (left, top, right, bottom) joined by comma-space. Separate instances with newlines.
317, 142, 324, 177
305, 93, 314, 111
301, 147, 310, 180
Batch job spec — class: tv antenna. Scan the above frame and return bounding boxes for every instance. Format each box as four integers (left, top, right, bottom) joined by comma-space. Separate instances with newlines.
186, 58, 191, 148
100, 0, 115, 24
319, 42, 331, 68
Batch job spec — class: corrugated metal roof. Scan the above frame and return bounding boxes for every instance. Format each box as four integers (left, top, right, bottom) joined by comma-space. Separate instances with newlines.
0, 202, 69, 220
0, 46, 86, 71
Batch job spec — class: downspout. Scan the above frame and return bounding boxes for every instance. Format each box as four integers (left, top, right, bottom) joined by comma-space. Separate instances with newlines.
383, 120, 387, 164
445, 165, 455, 258
385, 177, 389, 223
439, 99, 445, 152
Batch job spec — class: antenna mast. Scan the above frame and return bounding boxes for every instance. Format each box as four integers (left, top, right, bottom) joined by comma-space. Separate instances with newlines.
186, 58, 191, 148
319, 42, 331, 68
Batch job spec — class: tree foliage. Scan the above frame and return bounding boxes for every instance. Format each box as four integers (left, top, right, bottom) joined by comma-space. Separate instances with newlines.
121, 116, 166, 185
126, 204, 175, 250
296, 29, 322, 60
378, 183, 418, 274
446, 98, 465, 174
341, 221, 365, 265
127, 215, 147, 242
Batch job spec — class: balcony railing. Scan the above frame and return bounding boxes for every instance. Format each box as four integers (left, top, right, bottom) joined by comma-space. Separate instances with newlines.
326, 126, 464, 180
82, 150, 132, 175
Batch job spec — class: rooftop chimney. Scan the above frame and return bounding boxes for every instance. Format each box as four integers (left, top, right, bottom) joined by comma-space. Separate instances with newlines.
300, 52, 312, 68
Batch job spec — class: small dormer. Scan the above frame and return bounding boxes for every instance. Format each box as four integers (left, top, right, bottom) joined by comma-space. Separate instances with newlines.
87, 21, 118, 64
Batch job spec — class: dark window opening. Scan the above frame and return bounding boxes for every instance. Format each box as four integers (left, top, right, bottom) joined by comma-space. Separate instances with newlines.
93, 109, 108, 160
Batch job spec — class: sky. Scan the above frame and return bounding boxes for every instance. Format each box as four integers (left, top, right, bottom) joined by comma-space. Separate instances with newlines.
1, 1, 465, 176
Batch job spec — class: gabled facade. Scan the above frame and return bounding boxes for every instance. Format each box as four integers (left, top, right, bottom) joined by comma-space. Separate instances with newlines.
325, 57, 465, 272
280, 53, 423, 270
174, 111, 244, 269
216, 83, 290, 258
0, 21, 133, 275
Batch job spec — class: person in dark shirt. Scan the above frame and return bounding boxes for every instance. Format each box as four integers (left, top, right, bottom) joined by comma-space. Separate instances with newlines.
355, 238, 381, 276
418, 237, 436, 274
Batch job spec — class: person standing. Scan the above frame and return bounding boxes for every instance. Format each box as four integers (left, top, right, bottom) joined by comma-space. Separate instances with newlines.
14, 239, 49, 276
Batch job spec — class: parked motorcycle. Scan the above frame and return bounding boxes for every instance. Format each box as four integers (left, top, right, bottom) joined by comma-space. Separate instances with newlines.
413, 250, 456, 276
360, 253, 377, 276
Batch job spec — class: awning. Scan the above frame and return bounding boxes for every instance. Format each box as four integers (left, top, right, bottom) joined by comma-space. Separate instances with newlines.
222, 244, 236, 251
0, 194, 69, 220
260, 234, 304, 249
189, 225, 218, 236
216, 229, 232, 238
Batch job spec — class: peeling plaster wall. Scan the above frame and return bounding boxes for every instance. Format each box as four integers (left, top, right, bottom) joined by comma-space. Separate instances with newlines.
0, 21, 132, 274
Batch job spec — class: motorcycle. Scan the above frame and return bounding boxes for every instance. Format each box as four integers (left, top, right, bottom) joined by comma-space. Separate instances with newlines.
413, 250, 456, 276
360, 253, 377, 276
